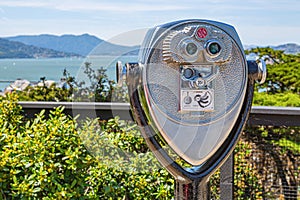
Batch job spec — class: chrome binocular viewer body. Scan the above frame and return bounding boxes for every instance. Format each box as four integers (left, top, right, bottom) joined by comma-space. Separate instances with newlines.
117, 19, 266, 199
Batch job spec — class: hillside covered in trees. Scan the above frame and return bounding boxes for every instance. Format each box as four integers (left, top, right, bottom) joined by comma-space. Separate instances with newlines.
0, 38, 80, 58
6, 34, 139, 57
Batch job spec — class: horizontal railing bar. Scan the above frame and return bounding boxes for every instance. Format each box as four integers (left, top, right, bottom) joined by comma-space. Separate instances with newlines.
18, 102, 300, 126
248, 106, 300, 126
18, 101, 300, 114
251, 106, 300, 116
18, 101, 131, 110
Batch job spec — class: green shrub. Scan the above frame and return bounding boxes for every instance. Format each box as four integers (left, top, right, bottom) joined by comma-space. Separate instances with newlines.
0, 94, 173, 199
253, 91, 300, 107
16, 85, 73, 102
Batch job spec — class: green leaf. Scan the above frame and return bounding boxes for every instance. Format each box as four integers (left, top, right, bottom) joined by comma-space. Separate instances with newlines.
71, 179, 77, 188
33, 187, 41, 193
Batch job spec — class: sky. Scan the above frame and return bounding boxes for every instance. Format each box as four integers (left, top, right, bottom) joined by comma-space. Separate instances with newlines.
0, 0, 299, 46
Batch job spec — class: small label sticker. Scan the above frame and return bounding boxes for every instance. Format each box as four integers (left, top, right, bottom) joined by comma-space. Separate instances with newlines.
180, 89, 214, 112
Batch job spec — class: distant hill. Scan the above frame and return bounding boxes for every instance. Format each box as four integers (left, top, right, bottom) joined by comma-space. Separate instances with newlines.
0, 38, 79, 59
272, 43, 300, 54
3, 33, 299, 58
7, 34, 139, 56
244, 43, 300, 54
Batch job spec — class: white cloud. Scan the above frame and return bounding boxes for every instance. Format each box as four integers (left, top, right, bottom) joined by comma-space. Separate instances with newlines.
0, 0, 50, 8
0, 0, 299, 46
1, 0, 298, 15
1, 0, 299, 13
0, 0, 190, 12
57, 3, 188, 12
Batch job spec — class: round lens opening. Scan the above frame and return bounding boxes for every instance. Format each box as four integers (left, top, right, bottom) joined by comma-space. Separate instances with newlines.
207, 42, 221, 55
183, 68, 194, 79
186, 42, 198, 56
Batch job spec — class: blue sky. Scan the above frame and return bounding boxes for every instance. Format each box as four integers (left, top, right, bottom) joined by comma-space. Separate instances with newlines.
0, 0, 299, 46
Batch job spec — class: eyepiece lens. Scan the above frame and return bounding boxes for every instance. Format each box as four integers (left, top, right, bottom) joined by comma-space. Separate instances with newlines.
208, 42, 221, 55
186, 42, 198, 55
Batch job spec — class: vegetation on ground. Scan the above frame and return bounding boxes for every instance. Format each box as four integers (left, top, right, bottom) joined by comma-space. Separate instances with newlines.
0, 93, 173, 199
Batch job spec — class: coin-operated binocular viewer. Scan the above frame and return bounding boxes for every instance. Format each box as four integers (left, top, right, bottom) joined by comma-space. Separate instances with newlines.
116, 19, 266, 200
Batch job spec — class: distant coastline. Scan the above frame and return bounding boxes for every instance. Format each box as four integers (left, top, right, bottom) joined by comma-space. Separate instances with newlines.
0, 56, 138, 92
0, 38, 82, 59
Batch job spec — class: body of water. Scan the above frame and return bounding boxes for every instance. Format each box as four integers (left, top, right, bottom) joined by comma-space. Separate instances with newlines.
0, 56, 138, 91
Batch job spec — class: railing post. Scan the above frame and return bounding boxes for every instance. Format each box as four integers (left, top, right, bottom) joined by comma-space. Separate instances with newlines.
220, 153, 234, 200
175, 178, 210, 200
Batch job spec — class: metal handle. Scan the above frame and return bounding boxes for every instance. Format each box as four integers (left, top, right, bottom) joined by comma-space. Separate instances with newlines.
247, 59, 267, 84
257, 59, 267, 84
116, 61, 124, 87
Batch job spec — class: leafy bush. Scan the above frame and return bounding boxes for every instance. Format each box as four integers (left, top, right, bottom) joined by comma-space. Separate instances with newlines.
253, 91, 300, 107
17, 85, 73, 102
0, 94, 173, 199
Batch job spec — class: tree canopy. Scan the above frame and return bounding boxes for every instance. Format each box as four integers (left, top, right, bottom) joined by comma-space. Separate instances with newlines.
246, 47, 300, 94
246, 47, 300, 107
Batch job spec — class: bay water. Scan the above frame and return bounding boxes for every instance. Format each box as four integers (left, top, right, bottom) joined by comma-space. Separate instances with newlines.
0, 56, 138, 91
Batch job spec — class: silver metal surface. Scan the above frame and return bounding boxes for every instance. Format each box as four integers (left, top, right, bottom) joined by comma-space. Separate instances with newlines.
137, 20, 248, 165
116, 61, 123, 86
257, 59, 267, 84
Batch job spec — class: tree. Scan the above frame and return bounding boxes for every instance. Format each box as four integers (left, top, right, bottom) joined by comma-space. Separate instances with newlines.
245, 47, 300, 94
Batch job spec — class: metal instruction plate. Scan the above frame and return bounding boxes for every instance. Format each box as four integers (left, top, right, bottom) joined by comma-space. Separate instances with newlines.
180, 89, 214, 112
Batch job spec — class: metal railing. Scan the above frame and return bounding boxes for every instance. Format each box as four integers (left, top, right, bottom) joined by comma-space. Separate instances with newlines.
19, 101, 300, 126
18, 102, 300, 199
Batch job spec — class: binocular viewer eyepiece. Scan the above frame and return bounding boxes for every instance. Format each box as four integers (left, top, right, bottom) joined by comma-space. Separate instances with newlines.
116, 19, 266, 199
